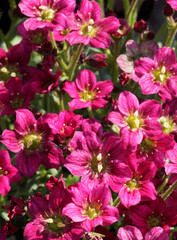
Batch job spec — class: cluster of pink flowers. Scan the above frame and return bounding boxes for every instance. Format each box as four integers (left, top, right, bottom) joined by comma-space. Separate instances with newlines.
1, 0, 177, 239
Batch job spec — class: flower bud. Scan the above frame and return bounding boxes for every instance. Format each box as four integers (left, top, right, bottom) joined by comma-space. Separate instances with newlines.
119, 72, 130, 85
146, 30, 155, 40
84, 54, 108, 68
134, 19, 147, 33
112, 18, 131, 38
164, 4, 173, 17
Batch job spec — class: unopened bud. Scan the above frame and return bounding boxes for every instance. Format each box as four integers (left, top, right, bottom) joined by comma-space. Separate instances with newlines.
134, 19, 147, 33
119, 72, 130, 85
164, 4, 173, 17
84, 54, 107, 68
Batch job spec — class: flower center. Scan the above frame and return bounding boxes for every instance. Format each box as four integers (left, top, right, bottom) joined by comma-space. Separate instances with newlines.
30, 31, 47, 44
80, 89, 95, 102
39, 6, 55, 21
84, 204, 100, 219
61, 28, 70, 36
24, 134, 42, 151
0, 66, 20, 82
126, 179, 138, 190
148, 216, 161, 228
158, 116, 177, 134
10, 94, 24, 109
79, 19, 98, 37
140, 138, 154, 152
90, 153, 107, 173
152, 66, 170, 84
126, 111, 142, 130
45, 216, 66, 234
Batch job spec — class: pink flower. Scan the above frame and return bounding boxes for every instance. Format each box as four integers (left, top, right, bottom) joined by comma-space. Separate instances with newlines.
130, 197, 177, 235
167, 0, 177, 10
117, 40, 159, 75
112, 18, 131, 38
0, 43, 32, 86
52, 13, 74, 41
24, 186, 83, 240
46, 110, 83, 139
1, 109, 64, 177
133, 46, 177, 101
158, 98, 177, 137
118, 159, 157, 208
18, 0, 76, 31
136, 133, 175, 168
0, 150, 22, 196
0, 77, 34, 116
66, 0, 120, 48
63, 183, 119, 232
108, 91, 162, 151
165, 142, 177, 175
145, 227, 169, 240
117, 225, 143, 240
65, 131, 131, 191
63, 69, 114, 111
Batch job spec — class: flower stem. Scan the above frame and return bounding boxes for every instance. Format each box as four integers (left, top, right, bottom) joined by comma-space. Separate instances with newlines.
87, 107, 94, 118
67, 43, 84, 81
165, 25, 177, 47
96, 0, 105, 18
123, 0, 130, 15
9, 0, 17, 10
162, 179, 177, 200
107, 0, 114, 11
154, 22, 166, 43
157, 174, 171, 195
112, 38, 121, 84
57, 90, 65, 111
125, 0, 143, 26
49, 31, 68, 72
112, 196, 121, 207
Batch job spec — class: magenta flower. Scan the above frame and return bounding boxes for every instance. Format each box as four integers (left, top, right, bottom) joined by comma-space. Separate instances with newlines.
1, 109, 64, 177
46, 110, 83, 139
108, 91, 162, 151
136, 133, 175, 168
145, 227, 169, 240
63, 183, 119, 232
165, 142, 177, 175
0, 150, 22, 196
158, 98, 177, 136
118, 159, 157, 208
65, 130, 131, 191
18, 0, 76, 31
133, 46, 177, 101
66, 0, 120, 48
0, 43, 31, 86
31, 68, 61, 94
0, 77, 34, 116
63, 69, 114, 111
17, 21, 48, 49
24, 186, 83, 240
52, 13, 74, 41
117, 225, 143, 240
130, 197, 177, 235
112, 18, 131, 38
